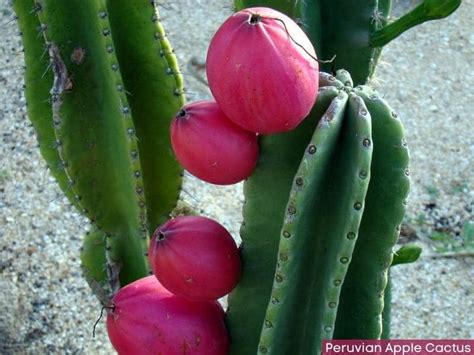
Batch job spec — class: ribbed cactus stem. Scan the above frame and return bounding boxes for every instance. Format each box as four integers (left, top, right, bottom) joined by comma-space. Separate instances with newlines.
33, 0, 149, 290
227, 84, 340, 355
15, 0, 186, 301
257, 91, 373, 355
228, 70, 410, 353
334, 84, 410, 339
370, 0, 462, 47
105, 0, 185, 231
12, 0, 81, 211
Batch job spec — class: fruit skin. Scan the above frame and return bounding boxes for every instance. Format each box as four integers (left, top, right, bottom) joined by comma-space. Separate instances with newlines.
170, 100, 259, 185
106, 276, 229, 355
206, 7, 319, 134
149, 216, 241, 301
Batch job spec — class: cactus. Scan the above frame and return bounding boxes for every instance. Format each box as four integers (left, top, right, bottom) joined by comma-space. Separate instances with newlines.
13, 0, 184, 302
226, 70, 409, 354
222, 1, 459, 352
235, 0, 461, 84
13, 0, 460, 353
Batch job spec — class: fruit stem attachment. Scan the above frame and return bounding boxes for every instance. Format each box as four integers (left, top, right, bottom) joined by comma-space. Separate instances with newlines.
249, 14, 262, 24
157, 231, 166, 241
176, 109, 187, 119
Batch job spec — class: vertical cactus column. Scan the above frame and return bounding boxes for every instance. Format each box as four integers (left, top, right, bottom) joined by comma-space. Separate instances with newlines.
333, 85, 410, 339
105, 0, 185, 230
227, 70, 410, 354
13, 0, 184, 302
227, 85, 339, 354
235, 0, 461, 84
36, 0, 149, 291
258, 90, 373, 353
13, 0, 81, 211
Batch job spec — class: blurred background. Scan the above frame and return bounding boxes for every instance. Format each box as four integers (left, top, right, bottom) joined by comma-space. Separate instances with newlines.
0, 0, 472, 353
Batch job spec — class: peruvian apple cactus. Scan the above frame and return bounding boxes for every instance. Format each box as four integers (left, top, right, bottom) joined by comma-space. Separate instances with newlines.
13, 0, 458, 354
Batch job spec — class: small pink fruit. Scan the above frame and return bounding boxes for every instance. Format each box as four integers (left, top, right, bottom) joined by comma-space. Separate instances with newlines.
106, 276, 229, 355
149, 216, 241, 301
170, 100, 259, 185
206, 7, 319, 134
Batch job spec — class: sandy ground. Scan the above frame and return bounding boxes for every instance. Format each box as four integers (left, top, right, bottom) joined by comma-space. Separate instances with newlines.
0, 0, 473, 353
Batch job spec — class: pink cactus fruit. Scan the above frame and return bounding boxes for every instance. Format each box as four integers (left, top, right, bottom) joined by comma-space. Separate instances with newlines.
206, 7, 319, 134
149, 216, 241, 301
106, 276, 229, 355
170, 100, 259, 185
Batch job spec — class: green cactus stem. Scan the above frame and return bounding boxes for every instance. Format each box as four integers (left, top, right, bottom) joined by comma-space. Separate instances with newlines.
258, 91, 373, 354
20, 0, 150, 290
334, 84, 410, 339
236, 0, 460, 84
381, 274, 393, 339
80, 227, 110, 305
227, 85, 340, 355
370, 0, 462, 47
14, 0, 186, 297
234, 0, 301, 18
105, 0, 184, 230
392, 244, 423, 266
12, 0, 81, 211
228, 70, 410, 353
382, 244, 422, 339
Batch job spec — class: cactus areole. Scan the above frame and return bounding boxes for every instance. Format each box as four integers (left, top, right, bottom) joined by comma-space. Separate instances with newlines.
206, 7, 319, 134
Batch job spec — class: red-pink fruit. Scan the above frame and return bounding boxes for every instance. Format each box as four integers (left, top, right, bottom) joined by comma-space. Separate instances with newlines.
206, 7, 319, 134
106, 276, 229, 355
149, 216, 241, 301
170, 100, 259, 185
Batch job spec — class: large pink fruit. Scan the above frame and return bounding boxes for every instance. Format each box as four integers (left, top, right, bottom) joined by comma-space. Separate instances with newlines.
170, 100, 259, 185
206, 7, 319, 134
106, 276, 229, 355
149, 216, 241, 301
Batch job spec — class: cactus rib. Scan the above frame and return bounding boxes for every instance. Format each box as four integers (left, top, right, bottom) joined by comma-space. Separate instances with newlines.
334, 85, 410, 339
227, 85, 339, 355
35, 0, 149, 288
370, 0, 462, 47
105, 0, 185, 231
80, 227, 110, 305
12, 0, 81, 211
258, 90, 374, 355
